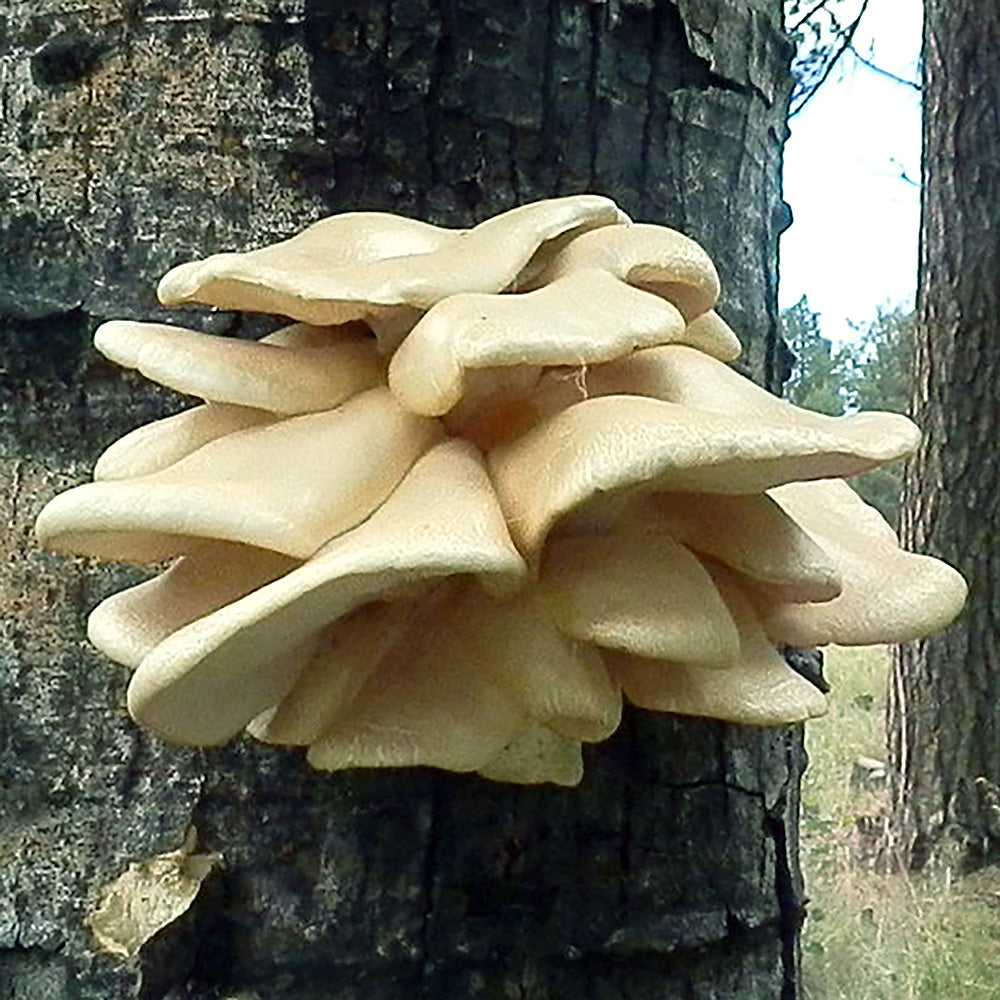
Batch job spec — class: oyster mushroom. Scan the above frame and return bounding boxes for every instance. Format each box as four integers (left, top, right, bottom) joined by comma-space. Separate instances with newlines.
125, 440, 527, 746
527, 223, 722, 321
755, 479, 968, 645
605, 568, 828, 726
158, 195, 625, 351
36, 388, 442, 562
387, 268, 686, 417
94, 320, 383, 415
93, 403, 277, 482
34, 195, 966, 785
487, 391, 921, 557
538, 529, 741, 666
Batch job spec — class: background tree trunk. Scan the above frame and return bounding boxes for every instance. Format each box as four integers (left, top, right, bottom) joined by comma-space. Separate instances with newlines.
889, 1, 1000, 872
0, 2, 801, 997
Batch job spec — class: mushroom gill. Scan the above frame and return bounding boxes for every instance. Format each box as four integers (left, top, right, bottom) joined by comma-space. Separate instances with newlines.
35, 196, 967, 785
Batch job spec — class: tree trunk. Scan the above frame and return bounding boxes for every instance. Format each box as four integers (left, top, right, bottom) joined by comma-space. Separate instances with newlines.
888, 0, 1000, 872
0, 2, 801, 997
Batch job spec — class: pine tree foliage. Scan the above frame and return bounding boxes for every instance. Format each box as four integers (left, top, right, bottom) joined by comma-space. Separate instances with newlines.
780, 297, 914, 524
851, 305, 915, 415
780, 294, 854, 415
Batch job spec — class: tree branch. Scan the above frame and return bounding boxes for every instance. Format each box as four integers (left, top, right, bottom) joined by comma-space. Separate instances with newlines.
788, 0, 838, 35
849, 44, 921, 90
789, 0, 871, 116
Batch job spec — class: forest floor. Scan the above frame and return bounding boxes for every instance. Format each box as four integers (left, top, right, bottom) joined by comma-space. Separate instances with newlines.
800, 645, 1000, 999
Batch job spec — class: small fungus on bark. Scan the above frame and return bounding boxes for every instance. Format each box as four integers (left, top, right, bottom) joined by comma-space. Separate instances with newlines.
35, 195, 967, 785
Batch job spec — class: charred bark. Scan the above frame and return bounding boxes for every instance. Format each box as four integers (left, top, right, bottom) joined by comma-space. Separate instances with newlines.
889, 0, 1000, 872
0, 2, 801, 997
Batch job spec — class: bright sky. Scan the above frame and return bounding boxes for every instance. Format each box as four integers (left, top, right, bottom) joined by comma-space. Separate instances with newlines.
779, 0, 923, 342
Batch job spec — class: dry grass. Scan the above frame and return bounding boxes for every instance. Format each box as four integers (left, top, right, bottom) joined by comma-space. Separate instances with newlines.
801, 645, 1000, 999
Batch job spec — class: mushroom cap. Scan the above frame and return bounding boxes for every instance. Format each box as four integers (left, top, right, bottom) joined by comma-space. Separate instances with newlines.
387, 268, 686, 417
157, 212, 456, 316
88, 541, 299, 668
303, 583, 529, 774
36, 388, 443, 562
538, 529, 740, 666
125, 439, 527, 746
551, 489, 842, 604
91, 320, 378, 481
646, 491, 843, 602
681, 310, 742, 363
529, 223, 721, 321
488, 392, 923, 557
605, 569, 828, 726
436, 585, 621, 742
574, 344, 921, 448
475, 724, 584, 786
157, 196, 623, 339
254, 580, 619, 756
248, 599, 419, 746
755, 479, 968, 645
93, 403, 277, 481
94, 320, 383, 415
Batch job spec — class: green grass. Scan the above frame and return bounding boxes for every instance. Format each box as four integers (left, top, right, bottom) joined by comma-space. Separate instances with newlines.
801, 645, 1000, 999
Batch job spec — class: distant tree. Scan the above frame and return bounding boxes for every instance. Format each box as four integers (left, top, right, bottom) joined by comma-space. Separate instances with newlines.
851, 305, 914, 414
780, 294, 853, 416
779, 297, 914, 525
849, 305, 915, 526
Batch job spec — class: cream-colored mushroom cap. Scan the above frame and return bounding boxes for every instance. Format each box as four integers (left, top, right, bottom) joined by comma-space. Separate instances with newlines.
92, 322, 366, 480
94, 320, 382, 415
157, 196, 623, 341
755, 479, 968, 645
530, 223, 721, 321
579, 345, 922, 452
488, 393, 924, 557
248, 599, 420, 747
681, 310, 742, 363
388, 269, 686, 416
126, 440, 528, 746
606, 570, 828, 726
538, 530, 740, 666
475, 724, 584, 787
551, 489, 843, 604
93, 403, 277, 481
302, 584, 530, 774
157, 211, 454, 311
301, 580, 618, 775
87, 541, 299, 668
443, 585, 622, 742
36, 388, 442, 562
254, 580, 620, 754
646, 492, 843, 602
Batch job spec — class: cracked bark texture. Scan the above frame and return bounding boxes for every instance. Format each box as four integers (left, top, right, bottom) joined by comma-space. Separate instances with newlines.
0, 2, 802, 997
888, 0, 1000, 873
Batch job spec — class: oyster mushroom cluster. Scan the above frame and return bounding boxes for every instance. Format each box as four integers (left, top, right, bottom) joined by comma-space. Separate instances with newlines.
35, 195, 966, 786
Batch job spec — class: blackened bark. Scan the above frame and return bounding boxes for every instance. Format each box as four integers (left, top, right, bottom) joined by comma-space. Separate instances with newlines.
889, 0, 1000, 871
0, 2, 801, 997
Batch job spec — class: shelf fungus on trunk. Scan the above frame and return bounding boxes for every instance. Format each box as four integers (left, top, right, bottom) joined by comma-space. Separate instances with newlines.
35, 195, 968, 786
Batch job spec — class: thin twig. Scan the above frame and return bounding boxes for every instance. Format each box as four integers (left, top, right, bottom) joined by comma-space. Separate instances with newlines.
848, 44, 921, 90
790, 0, 871, 116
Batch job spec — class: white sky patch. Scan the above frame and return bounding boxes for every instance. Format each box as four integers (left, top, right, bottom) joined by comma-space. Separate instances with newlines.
779, 0, 922, 342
